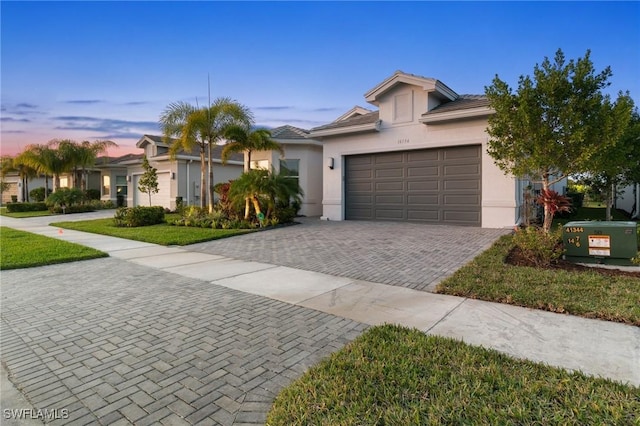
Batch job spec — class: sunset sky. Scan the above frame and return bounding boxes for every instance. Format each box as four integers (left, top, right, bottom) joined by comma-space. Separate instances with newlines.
2, 1, 639, 157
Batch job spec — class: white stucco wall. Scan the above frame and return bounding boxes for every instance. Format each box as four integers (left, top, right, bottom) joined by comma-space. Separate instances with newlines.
247, 144, 323, 217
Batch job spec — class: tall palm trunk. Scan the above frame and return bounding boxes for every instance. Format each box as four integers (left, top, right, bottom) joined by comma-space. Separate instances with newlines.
208, 141, 214, 213
199, 148, 206, 208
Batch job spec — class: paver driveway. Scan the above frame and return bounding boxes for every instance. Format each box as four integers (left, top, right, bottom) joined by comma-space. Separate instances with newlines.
190, 218, 509, 292
1, 259, 366, 425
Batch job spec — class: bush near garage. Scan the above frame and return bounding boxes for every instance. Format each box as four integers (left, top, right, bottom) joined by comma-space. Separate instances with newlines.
6, 202, 48, 213
113, 206, 165, 227
29, 187, 52, 202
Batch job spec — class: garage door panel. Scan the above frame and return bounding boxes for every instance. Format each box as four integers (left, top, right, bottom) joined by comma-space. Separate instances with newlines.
349, 169, 374, 179
345, 146, 481, 226
444, 164, 480, 176
444, 179, 480, 190
347, 181, 373, 192
375, 209, 404, 219
375, 152, 403, 164
444, 194, 480, 205
407, 166, 439, 177
376, 194, 404, 204
444, 210, 481, 223
444, 146, 481, 160
407, 180, 439, 191
407, 210, 440, 221
407, 150, 439, 162
375, 168, 403, 178
346, 207, 373, 219
376, 181, 404, 191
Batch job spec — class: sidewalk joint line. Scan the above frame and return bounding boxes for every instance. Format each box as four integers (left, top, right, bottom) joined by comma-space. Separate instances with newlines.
424, 297, 468, 334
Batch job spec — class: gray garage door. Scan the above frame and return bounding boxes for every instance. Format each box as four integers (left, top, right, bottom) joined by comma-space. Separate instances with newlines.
345, 145, 481, 226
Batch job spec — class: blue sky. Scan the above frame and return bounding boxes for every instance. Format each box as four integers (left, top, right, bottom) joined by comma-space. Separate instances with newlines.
2, 1, 639, 156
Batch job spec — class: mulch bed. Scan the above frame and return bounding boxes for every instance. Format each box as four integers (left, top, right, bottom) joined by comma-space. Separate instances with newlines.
505, 246, 640, 279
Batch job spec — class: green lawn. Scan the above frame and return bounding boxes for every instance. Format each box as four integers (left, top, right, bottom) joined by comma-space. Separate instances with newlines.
0, 207, 53, 218
553, 206, 632, 227
0, 227, 108, 270
268, 325, 639, 425
51, 215, 254, 246
436, 234, 640, 326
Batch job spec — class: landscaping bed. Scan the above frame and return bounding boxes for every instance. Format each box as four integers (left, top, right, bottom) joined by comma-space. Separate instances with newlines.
267, 325, 639, 425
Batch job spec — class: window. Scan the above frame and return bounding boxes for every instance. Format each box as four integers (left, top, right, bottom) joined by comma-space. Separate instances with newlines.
59, 176, 69, 188
116, 176, 127, 197
102, 175, 110, 197
250, 160, 269, 170
280, 159, 300, 187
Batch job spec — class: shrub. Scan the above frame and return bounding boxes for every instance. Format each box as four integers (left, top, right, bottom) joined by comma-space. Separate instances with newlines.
512, 226, 564, 267
87, 200, 115, 210
6, 202, 48, 213
85, 189, 101, 200
29, 187, 51, 202
46, 188, 85, 208
113, 206, 165, 227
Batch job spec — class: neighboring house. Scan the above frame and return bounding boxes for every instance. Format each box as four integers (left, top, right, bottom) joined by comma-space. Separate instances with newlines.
309, 70, 528, 228
617, 183, 639, 219
247, 125, 323, 217
97, 135, 244, 210
0, 171, 100, 204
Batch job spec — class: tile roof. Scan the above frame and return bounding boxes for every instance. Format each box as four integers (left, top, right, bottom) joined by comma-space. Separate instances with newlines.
270, 125, 309, 139
310, 111, 380, 132
423, 95, 490, 115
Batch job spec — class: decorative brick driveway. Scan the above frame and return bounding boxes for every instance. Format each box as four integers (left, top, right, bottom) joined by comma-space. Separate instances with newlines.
1, 259, 366, 425
190, 218, 509, 292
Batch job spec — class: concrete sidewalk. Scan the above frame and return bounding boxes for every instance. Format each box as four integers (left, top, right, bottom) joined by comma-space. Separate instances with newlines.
1, 212, 638, 424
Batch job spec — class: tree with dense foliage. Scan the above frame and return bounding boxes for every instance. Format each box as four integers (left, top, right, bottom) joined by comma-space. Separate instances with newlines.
222, 126, 284, 172
138, 155, 159, 206
160, 98, 253, 212
55, 140, 117, 190
485, 49, 634, 231
17, 144, 66, 191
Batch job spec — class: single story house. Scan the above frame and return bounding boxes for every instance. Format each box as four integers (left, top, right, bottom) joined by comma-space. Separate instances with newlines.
309, 70, 531, 228
97, 135, 244, 210
1, 170, 101, 204
247, 125, 323, 217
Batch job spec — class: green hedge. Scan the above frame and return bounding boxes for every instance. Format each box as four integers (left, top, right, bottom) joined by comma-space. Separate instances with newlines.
48, 205, 95, 214
6, 202, 48, 213
113, 206, 165, 227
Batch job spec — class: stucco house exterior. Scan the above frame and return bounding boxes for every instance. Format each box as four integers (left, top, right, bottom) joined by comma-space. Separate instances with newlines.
247, 125, 323, 217
97, 135, 243, 210
309, 71, 523, 228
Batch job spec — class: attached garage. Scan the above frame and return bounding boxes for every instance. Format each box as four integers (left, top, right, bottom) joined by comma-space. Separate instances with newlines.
345, 145, 481, 226
133, 172, 171, 208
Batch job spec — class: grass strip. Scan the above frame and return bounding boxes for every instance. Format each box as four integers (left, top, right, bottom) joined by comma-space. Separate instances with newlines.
1, 227, 107, 270
51, 217, 253, 246
436, 235, 640, 326
268, 325, 639, 425
0, 207, 53, 218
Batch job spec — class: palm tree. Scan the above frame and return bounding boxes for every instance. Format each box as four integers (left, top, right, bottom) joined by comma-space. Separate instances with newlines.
263, 169, 303, 219
228, 169, 269, 220
76, 140, 117, 191
2, 154, 38, 201
160, 98, 253, 212
222, 126, 284, 172
19, 143, 67, 192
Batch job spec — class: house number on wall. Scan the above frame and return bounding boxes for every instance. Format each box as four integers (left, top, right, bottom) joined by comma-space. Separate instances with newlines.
397, 138, 410, 145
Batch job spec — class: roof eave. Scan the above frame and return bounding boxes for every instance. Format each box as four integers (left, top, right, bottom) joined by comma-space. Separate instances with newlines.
420, 106, 494, 124
309, 121, 381, 138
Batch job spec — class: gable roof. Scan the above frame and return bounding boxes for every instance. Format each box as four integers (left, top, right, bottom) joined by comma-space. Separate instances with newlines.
270, 125, 309, 139
334, 106, 375, 122
135, 134, 243, 162
309, 111, 381, 138
364, 70, 457, 105
420, 95, 492, 123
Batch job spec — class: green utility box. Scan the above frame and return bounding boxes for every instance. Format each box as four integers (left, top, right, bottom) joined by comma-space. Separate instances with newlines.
563, 221, 638, 266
